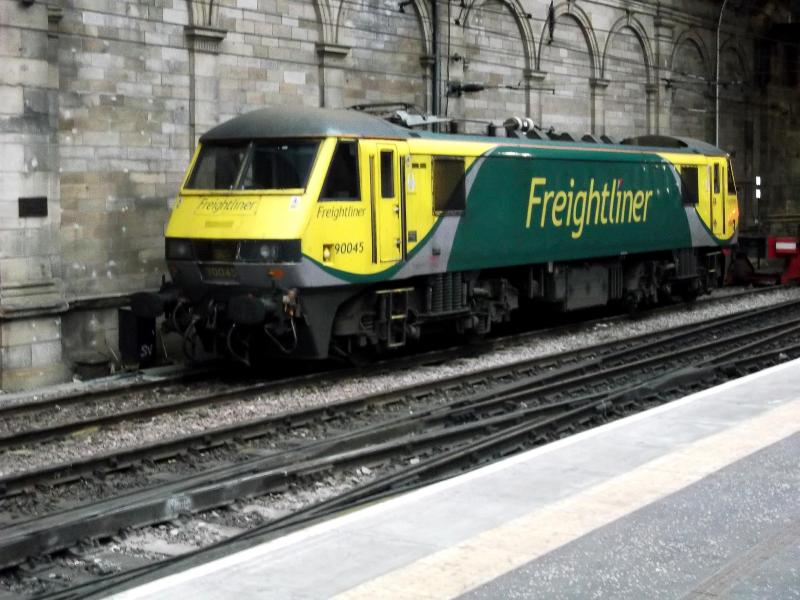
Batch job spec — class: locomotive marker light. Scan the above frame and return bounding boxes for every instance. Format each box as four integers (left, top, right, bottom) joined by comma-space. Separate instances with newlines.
755, 175, 761, 225
166, 238, 193, 260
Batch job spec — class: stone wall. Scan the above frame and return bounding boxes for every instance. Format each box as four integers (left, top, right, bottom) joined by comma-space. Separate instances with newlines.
0, 0, 796, 390
340, 0, 427, 108
603, 23, 651, 138
539, 7, 595, 136
460, 0, 528, 132
57, 1, 192, 302
0, 1, 70, 390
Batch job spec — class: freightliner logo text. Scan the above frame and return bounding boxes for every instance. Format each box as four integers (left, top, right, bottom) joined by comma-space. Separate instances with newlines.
526, 177, 654, 239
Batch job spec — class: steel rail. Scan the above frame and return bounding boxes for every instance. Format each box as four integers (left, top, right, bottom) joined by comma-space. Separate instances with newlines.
40, 335, 800, 600
0, 374, 718, 570
0, 284, 789, 422
3, 297, 798, 454
215, 336, 800, 547
1, 298, 799, 504
0, 365, 223, 419
4, 312, 800, 574
0, 391, 599, 570
2, 299, 799, 500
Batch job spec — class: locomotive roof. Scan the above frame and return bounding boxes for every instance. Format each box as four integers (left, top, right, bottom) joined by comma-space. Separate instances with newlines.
201, 106, 727, 158
619, 135, 727, 157
200, 106, 411, 141
411, 131, 728, 157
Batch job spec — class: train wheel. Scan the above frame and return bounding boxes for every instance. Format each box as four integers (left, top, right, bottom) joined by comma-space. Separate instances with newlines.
680, 279, 700, 303
624, 291, 641, 314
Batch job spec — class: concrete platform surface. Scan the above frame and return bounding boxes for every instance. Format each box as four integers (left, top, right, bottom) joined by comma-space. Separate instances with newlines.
112, 359, 800, 600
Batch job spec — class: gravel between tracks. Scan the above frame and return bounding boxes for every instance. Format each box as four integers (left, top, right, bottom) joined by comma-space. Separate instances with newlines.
2, 287, 800, 478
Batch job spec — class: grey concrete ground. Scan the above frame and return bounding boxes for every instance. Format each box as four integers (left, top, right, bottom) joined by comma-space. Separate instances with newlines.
463, 433, 800, 600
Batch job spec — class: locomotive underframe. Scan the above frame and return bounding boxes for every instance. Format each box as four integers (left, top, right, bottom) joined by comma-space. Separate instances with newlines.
331, 247, 724, 356
150, 246, 725, 365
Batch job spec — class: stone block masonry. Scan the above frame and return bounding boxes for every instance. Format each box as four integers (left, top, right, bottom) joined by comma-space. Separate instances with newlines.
0, 0, 795, 391
0, 1, 70, 391
0, 317, 70, 391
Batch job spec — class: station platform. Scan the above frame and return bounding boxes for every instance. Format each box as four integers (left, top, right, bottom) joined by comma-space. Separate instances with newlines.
114, 359, 800, 600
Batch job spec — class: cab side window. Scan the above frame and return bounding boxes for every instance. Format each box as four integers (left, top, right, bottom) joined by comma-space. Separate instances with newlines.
713, 163, 720, 194
320, 140, 360, 201
679, 166, 699, 205
380, 150, 395, 198
727, 160, 737, 194
433, 157, 466, 213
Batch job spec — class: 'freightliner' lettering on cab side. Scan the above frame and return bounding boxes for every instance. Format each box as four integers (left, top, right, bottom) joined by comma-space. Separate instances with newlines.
526, 177, 654, 240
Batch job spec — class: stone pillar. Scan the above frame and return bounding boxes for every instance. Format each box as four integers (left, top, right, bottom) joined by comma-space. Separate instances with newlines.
736, 91, 757, 227
745, 92, 757, 182
590, 78, 610, 135
186, 26, 226, 150
527, 70, 547, 126
0, 1, 69, 391
316, 43, 350, 109
521, 68, 535, 120
654, 16, 675, 135
704, 88, 716, 144
420, 54, 435, 114
645, 83, 659, 134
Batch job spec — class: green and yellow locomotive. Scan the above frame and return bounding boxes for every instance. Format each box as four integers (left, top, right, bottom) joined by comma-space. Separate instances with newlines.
133, 106, 739, 363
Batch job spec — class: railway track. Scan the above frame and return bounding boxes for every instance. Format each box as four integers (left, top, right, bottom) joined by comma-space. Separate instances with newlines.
0, 285, 794, 457
1, 297, 797, 499
3, 296, 800, 598
29, 328, 800, 598
0, 284, 787, 437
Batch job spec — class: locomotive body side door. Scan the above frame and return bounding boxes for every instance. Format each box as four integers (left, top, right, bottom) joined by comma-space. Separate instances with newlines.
710, 158, 726, 237
725, 158, 739, 236
368, 141, 408, 264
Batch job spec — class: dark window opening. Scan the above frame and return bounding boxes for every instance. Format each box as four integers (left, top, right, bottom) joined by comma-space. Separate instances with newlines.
713, 163, 720, 194
240, 140, 319, 190
380, 150, 394, 198
433, 157, 466, 213
727, 160, 737, 195
187, 143, 249, 190
18, 196, 48, 218
320, 140, 360, 201
784, 44, 798, 87
679, 166, 700, 205
185, 140, 320, 190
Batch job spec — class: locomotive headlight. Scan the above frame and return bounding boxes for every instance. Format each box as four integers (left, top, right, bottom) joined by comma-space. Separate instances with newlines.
238, 240, 302, 263
165, 238, 193, 260
258, 243, 277, 261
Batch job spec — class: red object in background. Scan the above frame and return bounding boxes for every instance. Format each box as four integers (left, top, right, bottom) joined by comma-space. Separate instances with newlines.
767, 236, 800, 283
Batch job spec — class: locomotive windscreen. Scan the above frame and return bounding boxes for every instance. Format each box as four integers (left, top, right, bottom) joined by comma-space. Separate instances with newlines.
186, 139, 321, 191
